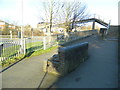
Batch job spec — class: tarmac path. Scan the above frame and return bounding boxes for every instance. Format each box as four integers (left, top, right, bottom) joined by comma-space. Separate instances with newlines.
51, 35, 118, 88
2, 35, 118, 88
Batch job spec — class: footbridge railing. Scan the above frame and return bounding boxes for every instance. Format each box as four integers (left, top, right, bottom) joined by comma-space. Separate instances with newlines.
76, 14, 111, 35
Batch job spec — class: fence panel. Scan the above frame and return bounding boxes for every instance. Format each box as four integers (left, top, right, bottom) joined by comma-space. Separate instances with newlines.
43, 36, 58, 50
25, 38, 43, 54
0, 30, 98, 62
0, 37, 57, 61
0, 39, 22, 61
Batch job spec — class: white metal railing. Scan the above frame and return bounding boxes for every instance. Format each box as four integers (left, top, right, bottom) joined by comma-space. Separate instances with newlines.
0, 39, 22, 61
0, 37, 57, 61
0, 30, 98, 61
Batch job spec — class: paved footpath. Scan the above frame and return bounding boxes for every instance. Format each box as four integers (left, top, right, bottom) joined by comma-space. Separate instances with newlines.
2, 35, 118, 88
51, 35, 118, 88
2, 49, 59, 88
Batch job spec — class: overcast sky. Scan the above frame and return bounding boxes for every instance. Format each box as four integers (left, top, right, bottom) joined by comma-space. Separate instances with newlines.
0, 0, 119, 28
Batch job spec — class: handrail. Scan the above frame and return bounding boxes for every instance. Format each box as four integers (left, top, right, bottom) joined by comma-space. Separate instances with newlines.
88, 14, 110, 24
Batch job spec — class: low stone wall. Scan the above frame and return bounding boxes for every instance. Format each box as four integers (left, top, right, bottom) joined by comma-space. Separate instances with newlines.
59, 35, 91, 47
107, 25, 118, 38
43, 42, 89, 76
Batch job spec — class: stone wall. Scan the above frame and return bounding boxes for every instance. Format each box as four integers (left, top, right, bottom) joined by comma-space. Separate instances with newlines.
43, 42, 89, 76
107, 25, 118, 38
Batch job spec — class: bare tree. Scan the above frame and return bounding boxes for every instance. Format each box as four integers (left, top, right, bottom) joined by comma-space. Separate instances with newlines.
24, 25, 31, 37
71, 2, 88, 30
60, 0, 88, 35
39, 0, 89, 41
40, 0, 63, 36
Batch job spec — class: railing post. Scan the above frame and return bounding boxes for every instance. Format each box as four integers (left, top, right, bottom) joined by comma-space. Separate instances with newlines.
23, 39, 26, 54
43, 37, 46, 50
10, 30, 12, 39
106, 20, 111, 35
0, 43, 3, 61
20, 39, 22, 54
20, 38, 26, 54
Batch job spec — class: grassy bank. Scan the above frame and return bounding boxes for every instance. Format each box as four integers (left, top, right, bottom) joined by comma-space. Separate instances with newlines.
2, 41, 43, 58
1, 46, 58, 68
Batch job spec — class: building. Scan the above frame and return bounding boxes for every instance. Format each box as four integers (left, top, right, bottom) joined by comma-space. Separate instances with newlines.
37, 22, 49, 32
37, 22, 65, 34
8, 24, 16, 29
0, 20, 16, 30
0, 20, 5, 30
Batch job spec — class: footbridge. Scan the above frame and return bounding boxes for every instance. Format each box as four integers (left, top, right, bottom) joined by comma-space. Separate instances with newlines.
75, 14, 111, 31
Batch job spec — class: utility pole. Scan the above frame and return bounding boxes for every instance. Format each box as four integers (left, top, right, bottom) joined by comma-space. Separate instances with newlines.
21, 0, 23, 39
20, 0, 26, 54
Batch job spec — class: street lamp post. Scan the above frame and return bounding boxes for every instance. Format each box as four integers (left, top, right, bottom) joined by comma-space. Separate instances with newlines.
20, 0, 26, 54
21, 0, 23, 39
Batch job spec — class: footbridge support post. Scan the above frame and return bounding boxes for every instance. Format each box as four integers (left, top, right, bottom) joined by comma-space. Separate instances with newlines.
92, 20, 95, 30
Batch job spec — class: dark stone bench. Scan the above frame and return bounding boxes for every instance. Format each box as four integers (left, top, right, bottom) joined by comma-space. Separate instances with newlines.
43, 42, 89, 76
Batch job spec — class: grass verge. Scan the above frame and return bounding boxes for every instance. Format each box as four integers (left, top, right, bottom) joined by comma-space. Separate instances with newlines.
1, 46, 58, 68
